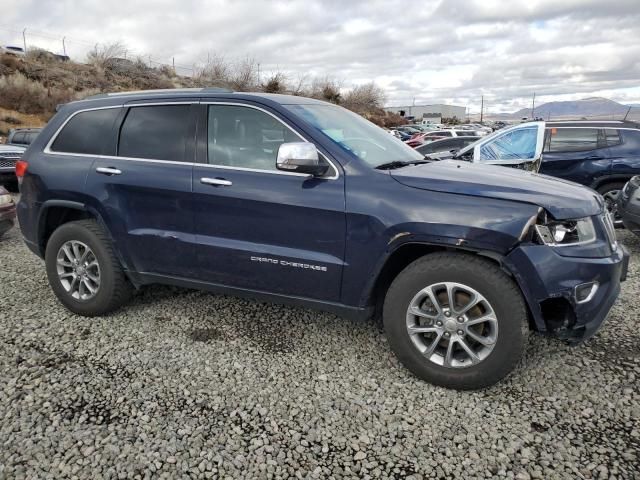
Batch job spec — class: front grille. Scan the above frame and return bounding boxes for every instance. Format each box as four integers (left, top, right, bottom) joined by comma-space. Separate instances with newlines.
0, 157, 17, 169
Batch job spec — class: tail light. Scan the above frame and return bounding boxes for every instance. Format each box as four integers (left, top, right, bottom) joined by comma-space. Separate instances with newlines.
15, 160, 28, 178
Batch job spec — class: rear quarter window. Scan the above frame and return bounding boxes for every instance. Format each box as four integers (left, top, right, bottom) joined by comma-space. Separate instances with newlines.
50, 108, 121, 155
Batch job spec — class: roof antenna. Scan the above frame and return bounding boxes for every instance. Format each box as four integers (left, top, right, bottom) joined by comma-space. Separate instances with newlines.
623, 105, 632, 121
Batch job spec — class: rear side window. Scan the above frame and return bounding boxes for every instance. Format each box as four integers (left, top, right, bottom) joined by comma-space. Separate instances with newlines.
544, 128, 601, 152
11, 132, 26, 144
118, 105, 191, 161
50, 108, 120, 154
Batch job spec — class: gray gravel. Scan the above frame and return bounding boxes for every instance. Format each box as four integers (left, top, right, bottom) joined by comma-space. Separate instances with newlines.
0, 218, 639, 479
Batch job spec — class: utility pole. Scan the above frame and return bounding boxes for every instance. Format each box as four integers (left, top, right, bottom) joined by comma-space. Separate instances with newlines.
480, 95, 484, 123
22, 28, 27, 53
531, 92, 536, 119
62, 36, 67, 56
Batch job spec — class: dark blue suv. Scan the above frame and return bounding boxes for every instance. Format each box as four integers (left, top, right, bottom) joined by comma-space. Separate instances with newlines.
16, 89, 628, 389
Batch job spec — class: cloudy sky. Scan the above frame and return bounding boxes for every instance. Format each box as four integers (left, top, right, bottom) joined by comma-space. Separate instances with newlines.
2, 0, 640, 112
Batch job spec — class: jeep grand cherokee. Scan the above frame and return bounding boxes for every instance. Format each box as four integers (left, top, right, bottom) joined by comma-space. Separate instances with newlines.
16, 88, 629, 389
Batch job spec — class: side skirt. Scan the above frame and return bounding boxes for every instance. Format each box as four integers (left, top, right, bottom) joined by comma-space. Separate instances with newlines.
127, 271, 373, 322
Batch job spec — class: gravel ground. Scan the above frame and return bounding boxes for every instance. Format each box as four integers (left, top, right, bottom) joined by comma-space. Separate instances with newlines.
0, 217, 639, 480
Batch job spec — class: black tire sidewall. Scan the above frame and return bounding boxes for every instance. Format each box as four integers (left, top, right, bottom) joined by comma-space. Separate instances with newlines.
45, 222, 118, 316
383, 255, 526, 389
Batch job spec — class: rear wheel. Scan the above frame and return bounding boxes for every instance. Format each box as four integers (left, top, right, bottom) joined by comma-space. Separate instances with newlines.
597, 182, 625, 227
45, 219, 132, 316
383, 253, 528, 390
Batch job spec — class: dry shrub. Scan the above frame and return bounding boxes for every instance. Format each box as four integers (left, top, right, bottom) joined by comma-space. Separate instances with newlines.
342, 82, 386, 115
86, 42, 127, 69
0, 72, 75, 114
262, 72, 287, 93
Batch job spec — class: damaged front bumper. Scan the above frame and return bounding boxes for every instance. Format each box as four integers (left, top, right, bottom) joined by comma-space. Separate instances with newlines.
504, 243, 629, 343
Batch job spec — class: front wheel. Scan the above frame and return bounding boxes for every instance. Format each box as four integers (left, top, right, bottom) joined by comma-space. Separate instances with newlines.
45, 219, 132, 316
383, 253, 528, 390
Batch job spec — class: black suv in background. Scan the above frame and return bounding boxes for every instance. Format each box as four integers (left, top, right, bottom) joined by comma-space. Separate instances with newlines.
540, 121, 640, 223
6, 128, 43, 147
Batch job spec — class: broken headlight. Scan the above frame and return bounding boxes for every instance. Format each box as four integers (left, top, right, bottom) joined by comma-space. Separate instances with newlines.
535, 217, 596, 246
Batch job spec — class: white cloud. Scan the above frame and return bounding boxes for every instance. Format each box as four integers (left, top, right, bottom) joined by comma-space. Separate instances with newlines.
1, 0, 639, 110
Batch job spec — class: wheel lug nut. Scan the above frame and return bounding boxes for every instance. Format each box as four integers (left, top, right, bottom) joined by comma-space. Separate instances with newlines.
444, 311, 451, 317
457, 316, 464, 322
457, 330, 464, 336
436, 321, 443, 327
444, 332, 450, 338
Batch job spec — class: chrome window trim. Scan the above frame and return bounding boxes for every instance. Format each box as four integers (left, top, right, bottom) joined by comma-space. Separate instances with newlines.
44, 102, 199, 157
547, 126, 639, 131
44, 101, 341, 180
202, 101, 340, 180
44, 105, 124, 155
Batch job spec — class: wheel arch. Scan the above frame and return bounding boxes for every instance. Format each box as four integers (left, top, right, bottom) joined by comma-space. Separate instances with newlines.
37, 201, 106, 257
368, 241, 522, 321
590, 175, 631, 192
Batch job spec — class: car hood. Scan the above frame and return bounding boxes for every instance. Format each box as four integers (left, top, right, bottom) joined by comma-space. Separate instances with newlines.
0, 144, 25, 153
390, 160, 603, 219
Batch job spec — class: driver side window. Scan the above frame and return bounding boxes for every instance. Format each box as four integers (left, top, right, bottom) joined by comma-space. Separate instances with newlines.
207, 105, 299, 171
479, 127, 537, 161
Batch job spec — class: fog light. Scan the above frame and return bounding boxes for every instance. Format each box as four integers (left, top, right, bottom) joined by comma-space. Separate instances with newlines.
575, 282, 598, 303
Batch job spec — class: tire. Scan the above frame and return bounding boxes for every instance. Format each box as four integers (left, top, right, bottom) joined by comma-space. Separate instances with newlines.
597, 182, 625, 228
383, 252, 528, 390
45, 219, 132, 316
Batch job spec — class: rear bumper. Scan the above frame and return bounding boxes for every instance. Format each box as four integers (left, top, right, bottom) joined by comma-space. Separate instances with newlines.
505, 243, 628, 343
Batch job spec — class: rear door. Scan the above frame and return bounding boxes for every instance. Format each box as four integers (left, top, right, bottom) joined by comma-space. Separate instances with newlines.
607, 128, 640, 180
85, 102, 197, 278
191, 102, 346, 301
539, 127, 611, 186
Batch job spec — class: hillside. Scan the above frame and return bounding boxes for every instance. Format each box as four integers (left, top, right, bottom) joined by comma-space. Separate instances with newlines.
0, 48, 404, 141
510, 97, 632, 120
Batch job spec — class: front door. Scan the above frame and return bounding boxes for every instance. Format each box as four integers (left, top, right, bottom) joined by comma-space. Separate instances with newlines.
192, 103, 346, 302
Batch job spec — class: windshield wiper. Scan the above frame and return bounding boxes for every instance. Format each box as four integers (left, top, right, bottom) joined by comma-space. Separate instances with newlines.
375, 159, 432, 170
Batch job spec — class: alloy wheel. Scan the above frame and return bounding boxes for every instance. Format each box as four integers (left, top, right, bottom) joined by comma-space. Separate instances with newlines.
406, 282, 498, 368
56, 240, 101, 301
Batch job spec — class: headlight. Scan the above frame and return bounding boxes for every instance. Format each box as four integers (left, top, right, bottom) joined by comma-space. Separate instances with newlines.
0, 194, 13, 206
534, 217, 596, 246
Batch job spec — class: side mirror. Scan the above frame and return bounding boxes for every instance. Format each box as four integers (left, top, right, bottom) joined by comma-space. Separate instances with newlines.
276, 142, 328, 176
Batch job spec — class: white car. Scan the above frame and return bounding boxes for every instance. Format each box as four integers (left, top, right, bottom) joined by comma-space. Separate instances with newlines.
1, 46, 25, 57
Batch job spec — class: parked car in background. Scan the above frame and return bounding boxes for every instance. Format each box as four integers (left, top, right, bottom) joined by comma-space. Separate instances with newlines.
416, 136, 480, 156
617, 176, 640, 236
0, 185, 16, 238
16, 88, 628, 389
0, 144, 25, 191
395, 126, 423, 136
538, 121, 640, 224
7, 128, 42, 147
1, 45, 25, 56
390, 129, 412, 141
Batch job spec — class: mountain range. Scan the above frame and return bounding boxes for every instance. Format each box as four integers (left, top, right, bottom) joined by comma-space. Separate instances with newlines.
502, 97, 636, 120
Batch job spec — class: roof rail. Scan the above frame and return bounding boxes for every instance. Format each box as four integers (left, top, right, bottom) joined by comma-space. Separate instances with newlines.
86, 87, 233, 100
201, 87, 234, 93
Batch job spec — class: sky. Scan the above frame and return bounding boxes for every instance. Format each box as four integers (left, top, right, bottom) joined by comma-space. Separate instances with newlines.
1, 0, 640, 113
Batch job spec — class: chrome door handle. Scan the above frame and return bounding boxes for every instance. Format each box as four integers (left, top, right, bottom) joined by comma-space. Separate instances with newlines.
96, 167, 122, 175
201, 177, 232, 186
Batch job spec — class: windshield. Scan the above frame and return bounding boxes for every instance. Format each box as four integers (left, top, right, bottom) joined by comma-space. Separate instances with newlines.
285, 104, 424, 167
